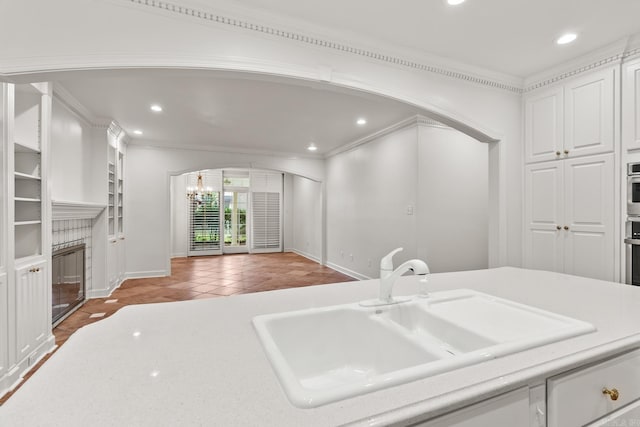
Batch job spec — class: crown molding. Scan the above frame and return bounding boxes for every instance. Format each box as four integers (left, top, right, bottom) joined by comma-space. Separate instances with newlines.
119, 0, 523, 94
523, 37, 632, 92
52, 82, 99, 125
126, 139, 324, 161
325, 114, 446, 159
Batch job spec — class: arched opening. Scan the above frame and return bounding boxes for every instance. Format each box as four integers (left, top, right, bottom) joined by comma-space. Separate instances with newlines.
38, 67, 503, 280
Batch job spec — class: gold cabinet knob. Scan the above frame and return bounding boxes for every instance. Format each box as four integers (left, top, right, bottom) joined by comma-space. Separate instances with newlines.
564, 149, 569, 155
556, 151, 561, 156
564, 226, 569, 231
556, 225, 562, 230
603, 387, 619, 401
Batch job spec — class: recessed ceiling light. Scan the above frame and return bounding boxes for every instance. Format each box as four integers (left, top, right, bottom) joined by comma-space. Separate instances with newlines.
556, 33, 577, 45
307, 143, 318, 151
133, 130, 143, 135
150, 104, 163, 112
356, 118, 367, 125
447, 0, 465, 5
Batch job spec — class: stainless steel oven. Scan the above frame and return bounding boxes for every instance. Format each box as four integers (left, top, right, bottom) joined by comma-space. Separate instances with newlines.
625, 219, 640, 286
628, 163, 640, 216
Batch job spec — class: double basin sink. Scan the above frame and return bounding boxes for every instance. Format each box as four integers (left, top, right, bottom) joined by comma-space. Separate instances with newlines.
253, 289, 595, 408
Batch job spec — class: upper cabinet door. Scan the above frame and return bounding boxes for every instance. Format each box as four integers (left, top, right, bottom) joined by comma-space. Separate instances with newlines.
564, 68, 615, 158
525, 86, 564, 163
623, 58, 640, 151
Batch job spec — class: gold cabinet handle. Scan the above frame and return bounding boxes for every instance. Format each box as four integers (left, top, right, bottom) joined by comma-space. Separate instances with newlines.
564, 226, 569, 231
603, 387, 619, 401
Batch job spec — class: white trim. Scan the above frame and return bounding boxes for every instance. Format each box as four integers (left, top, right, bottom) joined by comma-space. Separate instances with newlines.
52, 200, 106, 220
325, 115, 447, 158
324, 261, 370, 281
171, 252, 188, 258
291, 248, 320, 264
52, 83, 98, 125
130, 139, 322, 160
125, 270, 167, 279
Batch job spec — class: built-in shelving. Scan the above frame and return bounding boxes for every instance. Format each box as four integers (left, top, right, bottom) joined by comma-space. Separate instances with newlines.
108, 161, 115, 236
13, 85, 43, 260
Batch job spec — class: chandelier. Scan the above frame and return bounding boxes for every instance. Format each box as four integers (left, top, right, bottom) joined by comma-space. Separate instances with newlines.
186, 172, 213, 201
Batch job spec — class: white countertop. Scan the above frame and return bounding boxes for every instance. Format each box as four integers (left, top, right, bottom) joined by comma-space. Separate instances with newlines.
2, 267, 640, 426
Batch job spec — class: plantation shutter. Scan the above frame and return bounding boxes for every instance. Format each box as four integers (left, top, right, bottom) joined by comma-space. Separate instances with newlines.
187, 170, 223, 256
250, 172, 282, 253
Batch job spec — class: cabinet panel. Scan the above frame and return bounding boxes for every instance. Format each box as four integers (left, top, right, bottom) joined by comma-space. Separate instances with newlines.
563, 154, 614, 280
565, 68, 615, 157
525, 86, 564, 163
15, 260, 49, 361
418, 387, 530, 426
0, 273, 7, 380
524, 162, 564, 272
548, 349, 640, 427
623, 59, 640, 151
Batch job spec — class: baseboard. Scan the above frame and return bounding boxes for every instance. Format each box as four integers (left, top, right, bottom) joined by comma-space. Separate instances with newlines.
0, 335, 56, 400
325, 262, 371, 281
292, 249, 320, 263
125, 270, 167, 279
171, 252, 187, 258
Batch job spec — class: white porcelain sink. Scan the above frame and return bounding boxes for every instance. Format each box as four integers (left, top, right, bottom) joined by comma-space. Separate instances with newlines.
253, 289, 595, 408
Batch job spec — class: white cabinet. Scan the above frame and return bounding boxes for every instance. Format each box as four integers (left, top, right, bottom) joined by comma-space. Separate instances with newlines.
418, 387, 530, 426
524, 153, 614, 280
14, 259, 49, 363
106, 125, 126, 292
525, 86, 564, 163
0, 272, 7, 382
525, 67, 616, 163
623, 58, 640, 151
564, 68, 615, 158
548, 349, 640, 427
0, 82, 54, 399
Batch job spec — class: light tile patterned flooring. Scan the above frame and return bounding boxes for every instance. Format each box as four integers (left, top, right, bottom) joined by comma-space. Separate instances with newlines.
0, 252, 354, 405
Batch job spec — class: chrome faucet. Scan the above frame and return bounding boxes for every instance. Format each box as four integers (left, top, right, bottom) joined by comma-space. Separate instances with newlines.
378, 248, 430, 304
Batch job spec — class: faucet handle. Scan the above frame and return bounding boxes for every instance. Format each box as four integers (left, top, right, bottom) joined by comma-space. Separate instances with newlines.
380, 247, 403, 271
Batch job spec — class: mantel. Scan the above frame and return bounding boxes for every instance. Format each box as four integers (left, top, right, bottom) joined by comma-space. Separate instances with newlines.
52, 200, 106, 220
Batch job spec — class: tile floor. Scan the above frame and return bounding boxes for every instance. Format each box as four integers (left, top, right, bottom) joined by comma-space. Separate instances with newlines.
0, 252, 354, 405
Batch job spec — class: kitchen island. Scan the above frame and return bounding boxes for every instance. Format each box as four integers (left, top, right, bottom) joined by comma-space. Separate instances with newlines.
1, 267, 640, 426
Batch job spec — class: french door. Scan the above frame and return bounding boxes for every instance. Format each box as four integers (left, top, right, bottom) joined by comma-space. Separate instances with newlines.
223, 190, 249, 254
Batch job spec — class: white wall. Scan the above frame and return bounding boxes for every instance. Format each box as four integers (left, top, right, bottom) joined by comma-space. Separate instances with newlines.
417, 125, 488, 273
292, 175, 322, 262
127, 146, 324, 276
0, 0, 523, 269
326, 125, 419, 279
326, 121, 489, 279
170, 174, 188, 257
50, 98, 99, 203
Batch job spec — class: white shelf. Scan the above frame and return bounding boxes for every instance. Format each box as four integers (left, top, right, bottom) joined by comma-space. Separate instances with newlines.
15, 220, 41, 226
15, 197, 41, 203
14, 141, 40, 154
14, 172, 41, 181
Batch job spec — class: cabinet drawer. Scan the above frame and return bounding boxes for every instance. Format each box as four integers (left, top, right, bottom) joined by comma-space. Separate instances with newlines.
588, 398, 640, 426
547, 349, 640, 427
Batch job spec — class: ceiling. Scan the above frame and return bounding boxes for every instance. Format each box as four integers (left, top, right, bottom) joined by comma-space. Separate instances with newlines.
186, 0, 640, 77
56, 70, 427, 156
53, 0, 640, 155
